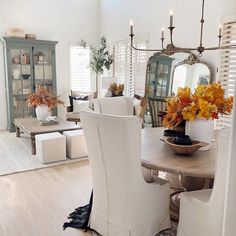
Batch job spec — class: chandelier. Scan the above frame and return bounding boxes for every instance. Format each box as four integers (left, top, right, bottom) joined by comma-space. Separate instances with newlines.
129, 0, 236, 56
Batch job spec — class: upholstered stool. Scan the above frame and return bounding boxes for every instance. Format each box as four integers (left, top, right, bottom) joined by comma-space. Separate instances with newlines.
35, 132, 66, 164
63, 130, 88, 159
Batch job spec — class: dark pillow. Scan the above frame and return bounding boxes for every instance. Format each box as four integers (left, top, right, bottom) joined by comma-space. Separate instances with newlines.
69, 95, 89, 112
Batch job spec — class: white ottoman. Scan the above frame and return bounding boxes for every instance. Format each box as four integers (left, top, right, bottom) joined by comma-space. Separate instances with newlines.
63, 130, 88, 159
35, 132, 66, 164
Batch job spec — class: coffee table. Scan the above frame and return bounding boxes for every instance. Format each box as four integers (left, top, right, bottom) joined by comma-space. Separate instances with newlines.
14, 118, 81, 155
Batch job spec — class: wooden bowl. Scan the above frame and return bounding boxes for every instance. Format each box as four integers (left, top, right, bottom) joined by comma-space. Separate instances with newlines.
161, 137, 208, 155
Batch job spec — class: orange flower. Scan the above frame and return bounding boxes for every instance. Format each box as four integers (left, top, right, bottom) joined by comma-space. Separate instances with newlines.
162, 83, 233, 128
28, 85, 64, 108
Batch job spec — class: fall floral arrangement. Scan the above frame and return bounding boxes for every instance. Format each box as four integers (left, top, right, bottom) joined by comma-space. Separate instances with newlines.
28, 85, 64, 108
109, 83, 124, 96
163, 83, 233, 128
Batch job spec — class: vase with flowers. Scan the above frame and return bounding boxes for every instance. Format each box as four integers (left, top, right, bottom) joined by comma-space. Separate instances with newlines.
162, 83, 233, 150
28, 85, 64, 121
108, 83, 124, 97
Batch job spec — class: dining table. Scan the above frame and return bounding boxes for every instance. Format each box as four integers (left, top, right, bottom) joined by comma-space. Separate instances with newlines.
141, 127, 218, 221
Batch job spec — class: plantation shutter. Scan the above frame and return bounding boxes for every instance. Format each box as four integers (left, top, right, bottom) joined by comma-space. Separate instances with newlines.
112, 38, 148, 96
70, 46, 91, 92
133, 40, 148, 96
113, 41, 128, 93
218, 17, 236, 127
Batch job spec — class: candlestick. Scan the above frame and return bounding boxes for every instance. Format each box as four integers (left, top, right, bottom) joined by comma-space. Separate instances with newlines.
169, 10, 174, 27
161, 27, 164, 38
130, 20, 133, 35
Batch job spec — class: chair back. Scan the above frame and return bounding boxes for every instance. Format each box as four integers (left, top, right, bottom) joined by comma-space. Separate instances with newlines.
204, 128, 230, 232
93, 96, 133, 116
148, 97, 166, 127
80, 111, 145, 226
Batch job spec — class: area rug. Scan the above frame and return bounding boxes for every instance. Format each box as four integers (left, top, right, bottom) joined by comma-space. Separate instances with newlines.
0, 131, 87, 176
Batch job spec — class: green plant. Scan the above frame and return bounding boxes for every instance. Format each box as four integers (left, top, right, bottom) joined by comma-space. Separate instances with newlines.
80, 37, 113, 97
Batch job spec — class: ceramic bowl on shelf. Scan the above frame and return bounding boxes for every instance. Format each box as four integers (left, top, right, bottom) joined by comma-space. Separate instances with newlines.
161, 137, 208, 155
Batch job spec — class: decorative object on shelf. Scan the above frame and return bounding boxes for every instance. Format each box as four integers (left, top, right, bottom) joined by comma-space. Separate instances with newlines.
28, 85, 64, 121
162, 83, 233, 149
22, 74, 31, 80
80, 37, 113, 98
129, 0, 236, 55
108, 83, 124, 97
161, 137, 208, 155
12, 56, 20, 64
6, 27, 25, 38
25, 34, 36, 40
12, 68, 20, 79
21, 53, 30, 64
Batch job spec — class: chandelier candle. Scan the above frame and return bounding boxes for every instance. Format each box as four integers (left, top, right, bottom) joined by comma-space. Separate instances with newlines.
130, 20, 133, 35
161, 27, 165, 38
219, 25, 222, 37
169, 10, 174, 27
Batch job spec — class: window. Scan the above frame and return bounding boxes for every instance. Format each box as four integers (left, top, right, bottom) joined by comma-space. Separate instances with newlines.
112, 38, 148, 96
218, 16, 236, 127
70, 45, 91, 92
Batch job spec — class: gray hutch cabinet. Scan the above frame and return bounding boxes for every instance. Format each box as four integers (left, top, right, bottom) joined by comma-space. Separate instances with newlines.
145, 54, 174, 127
145, 54, 174, 98
1, 37, 58, 132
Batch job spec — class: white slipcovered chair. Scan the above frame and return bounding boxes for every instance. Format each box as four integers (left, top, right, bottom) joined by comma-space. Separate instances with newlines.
177, 128, 230, 236
80, 111, 171, 236
93, 96, 133, 116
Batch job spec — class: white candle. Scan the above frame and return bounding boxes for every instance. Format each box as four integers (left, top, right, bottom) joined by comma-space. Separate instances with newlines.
161, 27, 165, 38
169, 10, 174, 27
219, 24, 222, 36
130, 19, 133, 35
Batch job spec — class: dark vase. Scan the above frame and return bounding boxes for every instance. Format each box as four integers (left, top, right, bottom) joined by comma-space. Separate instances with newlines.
173, 120, 186, 135
111, 92, 124, 97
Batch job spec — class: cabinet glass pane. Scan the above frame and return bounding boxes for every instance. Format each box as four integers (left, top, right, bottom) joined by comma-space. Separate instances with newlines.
34, 50, 51, 65
34, 49, 53, 82
14, 110, 23, 119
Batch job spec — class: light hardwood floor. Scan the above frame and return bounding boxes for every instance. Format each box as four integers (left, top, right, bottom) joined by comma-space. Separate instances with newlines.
0, 160, 93, 236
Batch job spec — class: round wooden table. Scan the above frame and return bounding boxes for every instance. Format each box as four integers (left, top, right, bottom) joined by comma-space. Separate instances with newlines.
141, 127, 218, 221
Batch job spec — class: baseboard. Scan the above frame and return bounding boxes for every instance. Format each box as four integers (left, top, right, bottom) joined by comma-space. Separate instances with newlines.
0, 125, 7, 131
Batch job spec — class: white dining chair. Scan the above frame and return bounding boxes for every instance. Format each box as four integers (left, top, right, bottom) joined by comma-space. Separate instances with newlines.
177, 127, 230, 236
80, 110, 171, 236
93, 96, 133, 116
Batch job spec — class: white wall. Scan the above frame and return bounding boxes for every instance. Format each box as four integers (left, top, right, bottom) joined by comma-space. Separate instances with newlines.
0, 0, 100, 130
100, 0, 236, 77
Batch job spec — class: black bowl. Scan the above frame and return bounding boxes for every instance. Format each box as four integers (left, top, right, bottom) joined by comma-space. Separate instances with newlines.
174, 135, 192, 145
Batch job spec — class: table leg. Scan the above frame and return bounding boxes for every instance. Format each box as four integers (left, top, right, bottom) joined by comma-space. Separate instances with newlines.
31, 135, 36, 155
16, 126, 20, 137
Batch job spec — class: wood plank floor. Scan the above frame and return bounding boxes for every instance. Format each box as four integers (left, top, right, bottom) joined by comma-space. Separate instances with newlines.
0, 160, 93, 236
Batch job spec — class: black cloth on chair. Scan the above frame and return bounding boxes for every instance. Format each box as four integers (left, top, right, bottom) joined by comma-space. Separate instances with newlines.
63, 191, 93, 231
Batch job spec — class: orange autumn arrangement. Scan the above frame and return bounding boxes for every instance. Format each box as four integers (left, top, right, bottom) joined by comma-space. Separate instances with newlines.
162, 83, 233, 128
28, 85, 64, 108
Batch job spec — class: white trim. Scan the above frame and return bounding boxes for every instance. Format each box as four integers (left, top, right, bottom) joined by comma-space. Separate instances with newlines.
222, 15, 236, 23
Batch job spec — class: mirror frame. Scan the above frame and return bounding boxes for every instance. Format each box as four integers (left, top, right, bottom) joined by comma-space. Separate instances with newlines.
170, 52, 212, 94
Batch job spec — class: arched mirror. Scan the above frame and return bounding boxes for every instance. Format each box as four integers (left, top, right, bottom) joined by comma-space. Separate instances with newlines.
144, 52, 212, 127
171, 53, 211, 94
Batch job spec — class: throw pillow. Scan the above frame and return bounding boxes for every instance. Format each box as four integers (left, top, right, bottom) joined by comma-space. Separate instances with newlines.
69, 95, 89, 112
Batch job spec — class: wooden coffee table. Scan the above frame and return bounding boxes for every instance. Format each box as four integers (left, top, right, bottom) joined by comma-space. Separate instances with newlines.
14, 118, 81, 155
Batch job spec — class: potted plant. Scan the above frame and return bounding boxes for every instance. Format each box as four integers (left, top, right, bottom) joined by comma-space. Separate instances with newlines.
81, 37, 113, 98
28, 85, 64, 121
162, 83, 233, 149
